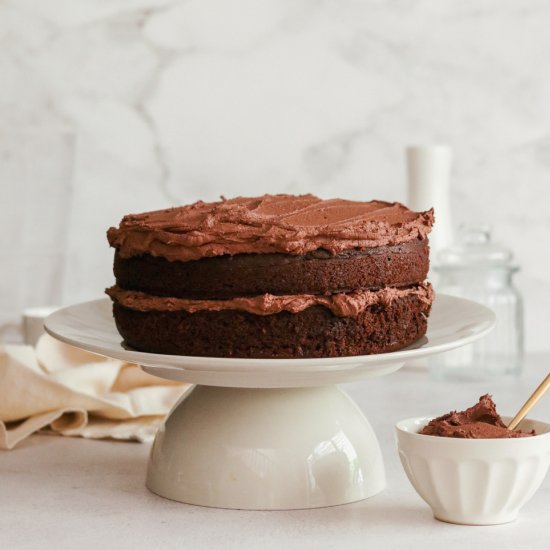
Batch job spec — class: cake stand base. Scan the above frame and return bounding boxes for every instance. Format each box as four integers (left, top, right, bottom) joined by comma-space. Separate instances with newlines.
146, 385, 385, 510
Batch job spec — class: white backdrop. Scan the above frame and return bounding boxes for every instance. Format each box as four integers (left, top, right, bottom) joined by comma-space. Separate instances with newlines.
1, 0, 549, 350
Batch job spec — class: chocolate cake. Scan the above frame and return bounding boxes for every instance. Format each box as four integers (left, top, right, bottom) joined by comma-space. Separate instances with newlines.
106, 194, 434, 358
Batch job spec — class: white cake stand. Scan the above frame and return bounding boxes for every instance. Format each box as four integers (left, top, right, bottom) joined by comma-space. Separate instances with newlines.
45, 295, 495, 510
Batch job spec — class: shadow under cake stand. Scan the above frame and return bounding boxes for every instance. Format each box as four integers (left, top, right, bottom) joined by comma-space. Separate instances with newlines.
45, 294, 495, 510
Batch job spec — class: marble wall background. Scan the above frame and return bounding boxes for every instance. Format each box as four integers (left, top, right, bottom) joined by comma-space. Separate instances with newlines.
1, 0, 549, 350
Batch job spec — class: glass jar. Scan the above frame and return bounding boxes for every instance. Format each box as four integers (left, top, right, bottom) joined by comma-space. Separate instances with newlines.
430, 226, 523, 380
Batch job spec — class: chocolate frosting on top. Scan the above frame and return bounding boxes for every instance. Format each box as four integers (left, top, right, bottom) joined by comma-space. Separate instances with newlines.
107, 194, 434, 262
419, 395, 535, 439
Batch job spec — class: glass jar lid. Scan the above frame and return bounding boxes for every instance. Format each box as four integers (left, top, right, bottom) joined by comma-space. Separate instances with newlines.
435, 225, 517, 269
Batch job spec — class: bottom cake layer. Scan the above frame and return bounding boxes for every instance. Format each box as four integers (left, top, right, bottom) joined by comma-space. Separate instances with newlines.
111, 289, 432, 358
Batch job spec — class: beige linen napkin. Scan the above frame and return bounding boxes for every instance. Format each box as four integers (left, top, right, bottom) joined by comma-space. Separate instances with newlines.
0, 334, 190, 450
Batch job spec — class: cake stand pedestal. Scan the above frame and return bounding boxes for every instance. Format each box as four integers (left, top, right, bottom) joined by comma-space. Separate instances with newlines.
45, 295, 495, 510
146, 385, 385, 509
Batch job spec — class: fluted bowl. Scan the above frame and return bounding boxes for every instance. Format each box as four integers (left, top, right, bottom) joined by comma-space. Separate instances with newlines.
396, 416, 550, 525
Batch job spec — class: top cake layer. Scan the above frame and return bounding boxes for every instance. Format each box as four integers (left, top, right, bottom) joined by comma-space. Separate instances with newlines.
107, 194, 433, 262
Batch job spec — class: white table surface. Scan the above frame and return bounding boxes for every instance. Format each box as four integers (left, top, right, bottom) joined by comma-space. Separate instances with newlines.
1, 355, 549, 550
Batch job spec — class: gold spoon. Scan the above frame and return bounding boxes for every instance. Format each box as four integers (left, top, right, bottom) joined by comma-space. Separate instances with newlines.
508, 372, 550, 431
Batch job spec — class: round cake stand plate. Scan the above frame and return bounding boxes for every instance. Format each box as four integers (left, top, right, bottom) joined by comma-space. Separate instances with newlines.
45, 295, 495, 510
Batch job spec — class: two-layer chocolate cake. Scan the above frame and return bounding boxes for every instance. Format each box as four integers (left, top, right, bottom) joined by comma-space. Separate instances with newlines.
106, 194, 434, 358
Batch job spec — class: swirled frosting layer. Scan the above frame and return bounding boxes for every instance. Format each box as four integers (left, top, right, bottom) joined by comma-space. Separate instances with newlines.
107, 194, 434, 262
106, 282, 434, 318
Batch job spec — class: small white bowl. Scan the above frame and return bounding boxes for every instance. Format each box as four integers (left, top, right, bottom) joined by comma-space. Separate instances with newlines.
395, 416, 550, 525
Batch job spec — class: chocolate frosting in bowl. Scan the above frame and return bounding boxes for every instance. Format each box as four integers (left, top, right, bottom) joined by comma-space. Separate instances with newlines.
107, 194, 434, 262
419, 395, 535, 439
106, 282, 434, 318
